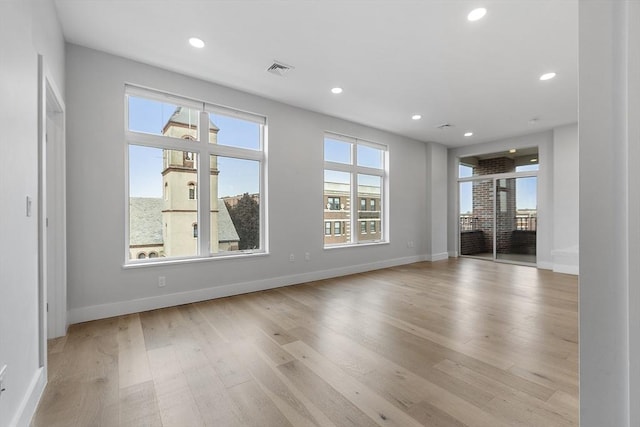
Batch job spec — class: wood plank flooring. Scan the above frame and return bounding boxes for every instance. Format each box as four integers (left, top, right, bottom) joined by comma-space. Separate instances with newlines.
32, 258, 578, 426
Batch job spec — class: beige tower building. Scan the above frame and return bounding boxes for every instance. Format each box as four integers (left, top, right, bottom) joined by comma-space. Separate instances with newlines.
161, 108, 220, 256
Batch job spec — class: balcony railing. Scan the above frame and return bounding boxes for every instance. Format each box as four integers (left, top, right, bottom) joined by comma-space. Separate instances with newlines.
459, 215, 478, 231
515, 215, 537, 231
459, 214, 537, 231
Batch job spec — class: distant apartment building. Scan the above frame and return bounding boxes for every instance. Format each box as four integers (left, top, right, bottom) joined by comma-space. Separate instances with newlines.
323, 181, 381, 245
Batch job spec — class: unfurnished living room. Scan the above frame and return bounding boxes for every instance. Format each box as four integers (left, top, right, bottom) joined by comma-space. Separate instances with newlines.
1, 1, 639, 426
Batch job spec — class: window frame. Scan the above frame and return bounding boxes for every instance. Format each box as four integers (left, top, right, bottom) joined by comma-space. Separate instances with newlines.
323, 132, 388, 248
334, 221, 342, 236
327, 196, 341, 211
124, 85, 268, 265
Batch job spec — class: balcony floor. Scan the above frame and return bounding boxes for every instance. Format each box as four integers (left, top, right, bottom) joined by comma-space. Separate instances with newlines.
463, 252, 537, 265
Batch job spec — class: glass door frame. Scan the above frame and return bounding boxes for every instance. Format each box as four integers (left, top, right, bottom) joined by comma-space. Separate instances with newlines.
457, 170, 538, 266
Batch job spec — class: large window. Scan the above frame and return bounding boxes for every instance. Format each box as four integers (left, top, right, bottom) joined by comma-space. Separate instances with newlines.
126, 86, 266, 263
323, 133, 387, 247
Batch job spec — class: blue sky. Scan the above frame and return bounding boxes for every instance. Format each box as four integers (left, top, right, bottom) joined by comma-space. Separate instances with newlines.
128, 97, 260, 198
458, 164, 538, 213
323, 138, 383, 189
129, 100, 385, 199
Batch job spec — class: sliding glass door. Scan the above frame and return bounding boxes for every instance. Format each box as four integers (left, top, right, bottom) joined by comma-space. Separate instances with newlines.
459, 175, 537, 265
495, 176, 537, 263
459, 179, 494, 259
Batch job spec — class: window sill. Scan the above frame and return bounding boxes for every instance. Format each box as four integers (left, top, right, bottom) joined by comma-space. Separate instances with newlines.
323, 241, 389, 250
123, 251, 268, 269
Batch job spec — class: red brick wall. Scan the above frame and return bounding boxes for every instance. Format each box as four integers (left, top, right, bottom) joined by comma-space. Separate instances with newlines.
472, 158, 516, 253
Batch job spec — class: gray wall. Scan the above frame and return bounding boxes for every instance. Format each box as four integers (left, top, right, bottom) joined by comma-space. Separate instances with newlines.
0, 0, 65, 425
426, 143, 449, 259
65, 44, 436, 323
579, 1, 640, 425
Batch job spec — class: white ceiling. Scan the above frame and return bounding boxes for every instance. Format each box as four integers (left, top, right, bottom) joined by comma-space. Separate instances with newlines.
53, 0, 578, 147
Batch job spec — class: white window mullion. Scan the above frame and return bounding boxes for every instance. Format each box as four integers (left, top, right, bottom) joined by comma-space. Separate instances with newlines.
323, 132, 388, 248
352, 172, 359, 243
126, 87, 266, 265
126, 131, 199, 151
351, 141, 358, 244
198, 111, 211, 256
207, 144, 263, 161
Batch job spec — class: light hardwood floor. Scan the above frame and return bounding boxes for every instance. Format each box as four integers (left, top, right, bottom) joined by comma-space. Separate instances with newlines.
33, 258, 578, 426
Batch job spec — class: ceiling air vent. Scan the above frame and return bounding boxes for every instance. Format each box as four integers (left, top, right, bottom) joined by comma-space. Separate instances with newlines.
436, 123, 453, 130
266, 60, 294, 76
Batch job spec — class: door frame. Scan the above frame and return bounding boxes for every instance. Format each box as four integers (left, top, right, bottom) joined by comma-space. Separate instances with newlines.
457, 170, 538, 266
38, 56, 67, 359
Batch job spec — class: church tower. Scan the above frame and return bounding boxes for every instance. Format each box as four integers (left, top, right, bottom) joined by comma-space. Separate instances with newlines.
161, 108, 220, 256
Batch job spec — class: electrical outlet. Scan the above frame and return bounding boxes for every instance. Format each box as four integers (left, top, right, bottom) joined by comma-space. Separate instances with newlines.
158, 276, 166, 287
305, 252, 311, 261
289, 253, 295, 262
0, 364, 7, 395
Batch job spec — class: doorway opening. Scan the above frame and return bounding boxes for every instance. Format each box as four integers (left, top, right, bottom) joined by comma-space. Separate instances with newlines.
38, 57, 67, 368
458, 148, 538, 266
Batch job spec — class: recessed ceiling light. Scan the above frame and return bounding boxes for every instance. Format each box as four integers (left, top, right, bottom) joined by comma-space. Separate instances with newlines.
464, 132, 473, 137
509, 149, 517, 153
189, 37, 205, 48
531, 158, 538, 162
539, 72, 556, 81
411, 114, 422, 120
331, 87, 343, 94
468, 8, 487, 21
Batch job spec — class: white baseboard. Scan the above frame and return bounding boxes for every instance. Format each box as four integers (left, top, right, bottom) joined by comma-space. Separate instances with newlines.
537, 261, 553, 270
11, 367, 46, 427
553, 264, 579, 275
68, 255, 428, 324
427, 252, 449, 261
448, 250, 459, 258
551, 246, 579, 276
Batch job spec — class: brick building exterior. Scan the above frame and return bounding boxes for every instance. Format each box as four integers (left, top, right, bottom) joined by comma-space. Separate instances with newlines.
323, 181, 381, 245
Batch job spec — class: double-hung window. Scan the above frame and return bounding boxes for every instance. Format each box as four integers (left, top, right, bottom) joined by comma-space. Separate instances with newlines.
125, 86, 266, 263
323, 132, 387, 247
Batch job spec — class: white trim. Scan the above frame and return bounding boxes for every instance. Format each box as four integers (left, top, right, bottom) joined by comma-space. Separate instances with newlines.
125, 84, 267, 125
552, 264, 579, 276
551, 247, 579, 275
124, 87, 267, 266
537, 261, 553, 270
197, 111, 211, 258
427, 252, 450, 262
44, 75, 67, 340
69, 255, 428, 324
323, 132, 388, 247
449, 250, 459, 257
324, 241, 389, 250
10, 367, 46, 427
125, 84, 203, 110
457, 170, 538, 183
205, 102, 266, 125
